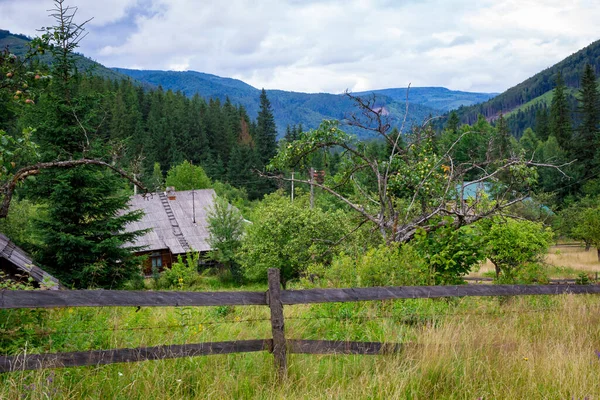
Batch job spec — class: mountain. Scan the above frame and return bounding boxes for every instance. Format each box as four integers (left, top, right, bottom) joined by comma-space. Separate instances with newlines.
113, 68, 497, 138
1, 28, 496, 139
113, 68, 444, 137
0, 29, 134, 82
449, 38, 600, 135
353, 87, 497, 112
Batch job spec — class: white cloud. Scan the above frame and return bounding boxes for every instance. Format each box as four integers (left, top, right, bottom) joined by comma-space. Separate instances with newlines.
1, 0, 599, 93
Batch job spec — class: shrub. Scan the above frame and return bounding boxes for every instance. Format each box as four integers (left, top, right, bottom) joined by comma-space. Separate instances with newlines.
157, 251, 200, 289
306, 243, 428, 288
483, 218, 553, 282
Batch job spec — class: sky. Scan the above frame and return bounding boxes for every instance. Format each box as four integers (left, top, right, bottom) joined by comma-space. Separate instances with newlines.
1, 0, 599, 94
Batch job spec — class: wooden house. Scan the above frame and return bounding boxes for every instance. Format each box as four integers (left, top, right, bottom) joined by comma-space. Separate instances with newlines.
0, 233, 63, 289
123, 188, 218, 274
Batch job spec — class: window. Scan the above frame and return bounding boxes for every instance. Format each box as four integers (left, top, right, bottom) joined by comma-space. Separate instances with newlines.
151, 252, 163, 268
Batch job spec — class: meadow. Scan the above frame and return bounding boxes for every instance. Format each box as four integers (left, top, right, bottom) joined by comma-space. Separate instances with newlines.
1, 244, 600, 399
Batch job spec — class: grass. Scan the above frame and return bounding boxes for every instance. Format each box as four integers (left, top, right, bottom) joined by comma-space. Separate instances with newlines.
471, 244, 600, 279
2, 292, 600, 398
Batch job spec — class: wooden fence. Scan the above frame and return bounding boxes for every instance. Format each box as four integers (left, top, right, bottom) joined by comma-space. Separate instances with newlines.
2, 268, 600, 376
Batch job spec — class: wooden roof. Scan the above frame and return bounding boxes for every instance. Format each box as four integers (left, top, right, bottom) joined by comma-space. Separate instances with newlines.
124, 189, 218, 254
0, 233, 63, 290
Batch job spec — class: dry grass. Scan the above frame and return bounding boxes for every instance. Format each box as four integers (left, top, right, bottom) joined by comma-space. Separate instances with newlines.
471, 244, 600, 278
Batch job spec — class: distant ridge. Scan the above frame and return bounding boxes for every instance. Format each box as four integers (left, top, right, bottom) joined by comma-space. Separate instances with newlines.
113, 68, 497, 137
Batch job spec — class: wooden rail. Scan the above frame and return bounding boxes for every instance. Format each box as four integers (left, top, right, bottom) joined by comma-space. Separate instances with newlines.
1, 269, 599, 375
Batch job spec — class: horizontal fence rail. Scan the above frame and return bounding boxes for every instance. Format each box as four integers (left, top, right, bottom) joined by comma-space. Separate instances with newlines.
2, 269, 600, 376
280, 284, 600, 305
0, 339, 402, 373
3, 284, 600, 310
0, 289, 267, 309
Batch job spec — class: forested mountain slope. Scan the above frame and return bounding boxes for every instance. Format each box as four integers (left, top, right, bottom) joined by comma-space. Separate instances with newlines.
451, 38, 600, 135
113, 68, 442, 138
0, 29, 132, 82
353, 87, 497, 112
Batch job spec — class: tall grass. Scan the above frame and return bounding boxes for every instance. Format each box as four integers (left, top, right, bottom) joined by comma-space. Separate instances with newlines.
2, 294, 600, 399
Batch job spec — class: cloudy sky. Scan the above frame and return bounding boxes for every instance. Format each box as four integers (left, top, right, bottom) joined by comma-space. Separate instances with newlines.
1, 0, 598, 94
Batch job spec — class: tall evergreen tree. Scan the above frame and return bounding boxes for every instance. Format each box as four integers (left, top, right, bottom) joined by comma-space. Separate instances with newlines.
534, 107, 550, 141
550, 72, 572, 152
26, 1, 145, 288
575, 64, 600, 176
255, 89, 278, 165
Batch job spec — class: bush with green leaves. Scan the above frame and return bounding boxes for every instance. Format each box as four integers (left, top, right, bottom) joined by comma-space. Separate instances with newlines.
483, 218, 553, 281
165, 160, 211, 191
306, 243, 428, 288
413, 220, 486, 284
207, 196, 245, 280
238, 191, 349, 288
157, 251, 200, 289
572, 207, 600, 260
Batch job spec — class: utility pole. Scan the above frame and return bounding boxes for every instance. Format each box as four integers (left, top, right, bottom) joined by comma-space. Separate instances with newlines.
309, 168, 314, 209
291, 170, 295, 203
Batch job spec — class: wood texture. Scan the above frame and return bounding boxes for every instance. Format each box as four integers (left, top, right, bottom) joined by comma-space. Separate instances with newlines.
268, 268, 287, 377
0, 340, 272, 372
280, 284, 600, 305
0, 290, 267, 309
287, 340, 402, 355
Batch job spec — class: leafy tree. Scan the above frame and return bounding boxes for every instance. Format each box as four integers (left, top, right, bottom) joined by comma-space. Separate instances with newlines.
483, 218, 553, 281
150, 162, 164, 191
238, 191, 348, 288
207, 196, 245, 278
519, 128, 539, 159
414, 221, 486, 284
445, 111, 460, 133
572, 207, 600, 260
165, 160, 211, 190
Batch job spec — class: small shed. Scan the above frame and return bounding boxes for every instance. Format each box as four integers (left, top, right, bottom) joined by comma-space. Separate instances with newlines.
0, 233, 63, 290
123, 189, 218, 274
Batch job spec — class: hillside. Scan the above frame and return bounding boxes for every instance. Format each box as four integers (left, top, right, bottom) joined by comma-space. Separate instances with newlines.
354, 87, 497, 112
0, 29, 134, 82
451, 38, 600, 134
113, 68, 446, 138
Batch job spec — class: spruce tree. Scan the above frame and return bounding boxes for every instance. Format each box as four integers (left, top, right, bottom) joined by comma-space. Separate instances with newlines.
28, 1, 145, 288
550, 72, 572, 152
255, 89, 278, 165
575, 64, 600, 176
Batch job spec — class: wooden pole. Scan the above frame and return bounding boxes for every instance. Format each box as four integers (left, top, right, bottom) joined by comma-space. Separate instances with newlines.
309, 168, 314, 209
291, 170, 295, 203
267, 268, 287, 378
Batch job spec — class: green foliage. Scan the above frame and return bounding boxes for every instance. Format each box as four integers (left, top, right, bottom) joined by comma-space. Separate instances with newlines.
207, 196, 245, 278
0, 128, 39, 179
238, 191, 348, 288
0, 198, 44, 252
572, 207, 600, 249
306, 243, 428, 288
165, 160, 211, 191
414, 221, 486, 284
157, 251, 200, 289
483, 218, 553, 281
150, 162, 164, 192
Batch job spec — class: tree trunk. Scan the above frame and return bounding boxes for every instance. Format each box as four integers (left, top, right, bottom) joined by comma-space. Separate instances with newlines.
597, 248, 600, 262
585, 241, 591, 251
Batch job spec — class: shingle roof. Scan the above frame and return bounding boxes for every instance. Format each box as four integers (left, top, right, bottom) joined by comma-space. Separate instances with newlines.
124, 189, 217, 254
0, 233, 63, 289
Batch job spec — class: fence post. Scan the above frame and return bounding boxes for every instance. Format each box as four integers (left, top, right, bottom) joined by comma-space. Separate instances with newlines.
267, 268, 287, 378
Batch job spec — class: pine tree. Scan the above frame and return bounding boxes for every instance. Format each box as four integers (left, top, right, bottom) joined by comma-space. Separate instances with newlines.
494, 113, 510, 159
28, 1, 145, 288
575, 64, 600, 176
535, 107, 550, 141
255, 89, 278, 165
446, 111, 460, 133
550, 72, 572, 152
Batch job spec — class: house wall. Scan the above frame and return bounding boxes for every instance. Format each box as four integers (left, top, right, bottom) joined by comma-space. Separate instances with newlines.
137, 249, 173, 276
